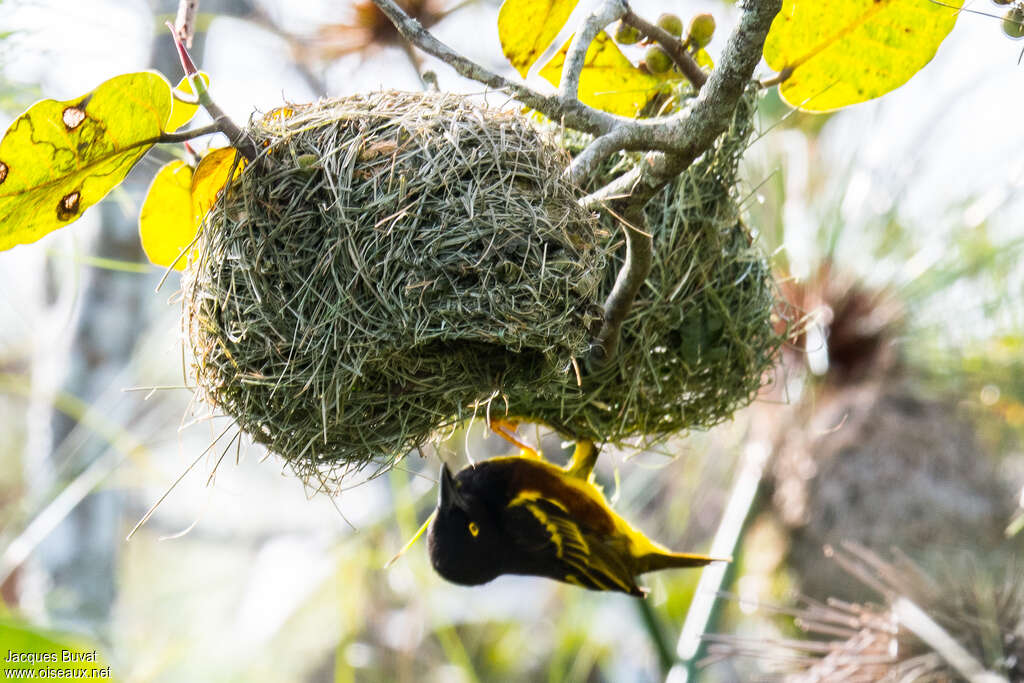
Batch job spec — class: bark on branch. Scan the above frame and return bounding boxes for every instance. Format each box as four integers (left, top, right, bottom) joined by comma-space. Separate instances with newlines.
362, 0, 781, 366
588, 204, 652, 367
560, 0, 628, 100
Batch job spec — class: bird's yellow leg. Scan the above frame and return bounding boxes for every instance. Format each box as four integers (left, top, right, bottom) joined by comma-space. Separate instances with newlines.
564, 439, 598, 480
489, 418, 540, 458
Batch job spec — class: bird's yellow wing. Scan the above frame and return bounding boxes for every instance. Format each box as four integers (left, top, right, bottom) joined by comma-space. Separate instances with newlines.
506, 492, 642, 595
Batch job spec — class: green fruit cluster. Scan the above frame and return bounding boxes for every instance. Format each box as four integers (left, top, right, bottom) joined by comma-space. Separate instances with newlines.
656, 13, 683, 37
614, 23, 641, 45
644, 46, 672, 74
1004, 7, 1024, 39
686, 13, 716, 50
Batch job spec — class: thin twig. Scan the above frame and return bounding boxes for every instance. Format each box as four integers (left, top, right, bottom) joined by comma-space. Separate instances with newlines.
621, 8, 707, 88
368, 0, 621, 136
588, 203, 650, 366
560, 0, 628, 101
167, 22, 259, 161
174, 0, 199, 48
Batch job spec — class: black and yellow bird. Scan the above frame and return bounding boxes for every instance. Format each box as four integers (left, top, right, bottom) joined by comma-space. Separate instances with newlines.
427, 443, 727, 597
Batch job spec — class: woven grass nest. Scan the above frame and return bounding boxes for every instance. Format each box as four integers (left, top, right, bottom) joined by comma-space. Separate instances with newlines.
184, 89, 780, 483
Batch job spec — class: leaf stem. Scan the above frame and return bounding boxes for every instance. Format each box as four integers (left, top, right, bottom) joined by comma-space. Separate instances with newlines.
154, 122, 224, 144
166, 21, 258, 161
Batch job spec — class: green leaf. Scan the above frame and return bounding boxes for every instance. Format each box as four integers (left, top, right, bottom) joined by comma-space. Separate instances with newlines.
764, 0, 963, 112
0, 616, 116, 680
540, 32, 663, 117
0, 71, 173, 251
139, 160, 194, 270
498, 0, 580, 77
167, 72, 210, 133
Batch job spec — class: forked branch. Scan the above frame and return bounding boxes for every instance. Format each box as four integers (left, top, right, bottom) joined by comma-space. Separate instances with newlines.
368, 0, 780, 366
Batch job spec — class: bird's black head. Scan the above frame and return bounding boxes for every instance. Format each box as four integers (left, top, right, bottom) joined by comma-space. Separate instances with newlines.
427, 463, 504, 586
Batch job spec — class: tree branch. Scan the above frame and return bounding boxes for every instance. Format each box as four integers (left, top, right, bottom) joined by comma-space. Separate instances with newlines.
174, 0, 199, 49
584, 0, 780, 364
583, 0, 781, 211
560, 0, 627, 100
564, 126, 634, 187
167, 20, 258, 161
369, 0, 623, 136
588, 204, 652, 367
369, 0, 782, 368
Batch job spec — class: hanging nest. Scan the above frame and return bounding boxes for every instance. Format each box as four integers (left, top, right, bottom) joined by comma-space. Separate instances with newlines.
183, 88, 782, 483
184, 91, 604, 481
506, 90, 782, 444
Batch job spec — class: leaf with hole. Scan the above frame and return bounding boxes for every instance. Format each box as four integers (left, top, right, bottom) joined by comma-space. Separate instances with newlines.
0, 71, 174, 251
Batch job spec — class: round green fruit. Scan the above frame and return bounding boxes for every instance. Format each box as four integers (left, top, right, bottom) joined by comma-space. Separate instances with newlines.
614, 23, 641, 45
645, 46, 673, 74
1004, 7, 1024, 39
656, 13, 684, 38
686, 13, 716, 49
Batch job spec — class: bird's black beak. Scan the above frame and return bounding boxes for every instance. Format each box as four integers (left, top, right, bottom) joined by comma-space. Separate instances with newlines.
439, 463, 466, 511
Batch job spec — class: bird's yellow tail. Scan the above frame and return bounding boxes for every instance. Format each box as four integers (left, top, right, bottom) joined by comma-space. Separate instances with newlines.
638, 551, 730, 573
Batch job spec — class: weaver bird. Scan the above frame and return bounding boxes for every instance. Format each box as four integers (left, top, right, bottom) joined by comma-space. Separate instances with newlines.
427, 449, 726, 596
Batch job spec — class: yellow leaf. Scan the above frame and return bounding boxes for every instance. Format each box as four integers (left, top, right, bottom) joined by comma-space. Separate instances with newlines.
191, 147, 245, 228
139, 160, 194, 270
764, 0, 962, 112
0, 71, 173, 251
167, 72, 211, 133
694, 48, 713, 70
498, 0, 580, 77
540, 32, 663, 117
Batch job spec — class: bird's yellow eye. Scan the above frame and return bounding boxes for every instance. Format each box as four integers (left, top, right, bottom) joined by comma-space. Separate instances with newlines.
468, 521, 479, 537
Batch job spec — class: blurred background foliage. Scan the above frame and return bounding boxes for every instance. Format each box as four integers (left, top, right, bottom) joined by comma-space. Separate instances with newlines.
0, 0, 1023, 681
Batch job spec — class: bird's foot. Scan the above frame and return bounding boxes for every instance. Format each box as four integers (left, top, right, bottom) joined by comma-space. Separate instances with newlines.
489, 418, 540, 458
